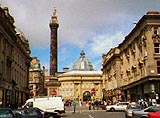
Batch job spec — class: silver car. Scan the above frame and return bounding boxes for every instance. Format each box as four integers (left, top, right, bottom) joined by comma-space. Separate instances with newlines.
125, 103, 141, 118
106, 102, 129, 112
132, 105, 160, 118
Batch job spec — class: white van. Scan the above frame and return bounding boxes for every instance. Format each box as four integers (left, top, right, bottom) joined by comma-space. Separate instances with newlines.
22, 96, 65, 114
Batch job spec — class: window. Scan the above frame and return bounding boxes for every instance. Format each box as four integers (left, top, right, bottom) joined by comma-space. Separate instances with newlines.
157, 61, 160, 74
154, 27, 158, 35
154, 43, 160, 54
131, 43, 136, 53
26, 102, 33, 107
81, 62, 85, 69
125, 49, 130, 60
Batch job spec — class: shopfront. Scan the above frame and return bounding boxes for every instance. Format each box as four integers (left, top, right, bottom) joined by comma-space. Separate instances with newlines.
122, 78, 160, 103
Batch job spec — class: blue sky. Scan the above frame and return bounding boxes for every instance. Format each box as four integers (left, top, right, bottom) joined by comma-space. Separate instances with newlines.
1, 0, 160, 75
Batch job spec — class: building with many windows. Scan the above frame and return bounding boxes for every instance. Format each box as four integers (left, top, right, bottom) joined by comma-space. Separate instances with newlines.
102, 11, 160, 103
0, 7, 31, 108
29, 57, 46, 97
58, 51, 103, 101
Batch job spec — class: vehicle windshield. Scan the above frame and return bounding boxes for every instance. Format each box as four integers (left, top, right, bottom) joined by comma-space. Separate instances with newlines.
0, 109, 14, 118
128, 104, 141, 109
145, 106, 160, 112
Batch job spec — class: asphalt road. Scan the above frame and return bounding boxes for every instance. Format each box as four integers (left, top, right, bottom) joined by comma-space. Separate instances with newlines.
61, 110, 125, 118
60, 106, 125, 118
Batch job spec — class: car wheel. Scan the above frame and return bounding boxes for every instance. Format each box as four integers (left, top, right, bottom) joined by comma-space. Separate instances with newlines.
110, 108, 115, 112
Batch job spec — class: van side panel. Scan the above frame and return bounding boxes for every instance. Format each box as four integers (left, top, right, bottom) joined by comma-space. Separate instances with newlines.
23, 97, 65, 113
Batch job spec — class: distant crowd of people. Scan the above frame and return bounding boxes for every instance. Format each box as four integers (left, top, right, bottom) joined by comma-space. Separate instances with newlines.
63, 96, 158, 113
63, 98, 109, 112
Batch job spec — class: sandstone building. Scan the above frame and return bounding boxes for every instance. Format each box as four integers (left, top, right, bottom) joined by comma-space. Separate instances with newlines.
58, 51, 102, 101
0, 7, 31, 108
102, 11, 160, 103
29, 57, 46, 97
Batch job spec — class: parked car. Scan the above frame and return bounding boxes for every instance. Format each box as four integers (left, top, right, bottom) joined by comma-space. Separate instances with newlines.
106, 102, 129, 112
0, 108, 18, 118
13, 107, 57, 118
149, 111, 160, 118
125, 103, 141, 118
132, 105, 160, 118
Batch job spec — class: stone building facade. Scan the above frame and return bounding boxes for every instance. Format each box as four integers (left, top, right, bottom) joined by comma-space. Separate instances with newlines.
29, 57, 46, 97
58, 51, 102, 101
102, 11, 160, 103
0, 7, 31, 108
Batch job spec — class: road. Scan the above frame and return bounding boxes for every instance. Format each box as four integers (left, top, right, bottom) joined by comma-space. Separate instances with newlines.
60, 106, 125, 118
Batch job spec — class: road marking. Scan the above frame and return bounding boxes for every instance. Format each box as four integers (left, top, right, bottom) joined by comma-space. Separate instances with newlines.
89, 115, 94, 118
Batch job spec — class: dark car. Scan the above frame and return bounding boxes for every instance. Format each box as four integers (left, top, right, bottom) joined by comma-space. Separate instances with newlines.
13, 107, 57, 118
0, 108, 17, 118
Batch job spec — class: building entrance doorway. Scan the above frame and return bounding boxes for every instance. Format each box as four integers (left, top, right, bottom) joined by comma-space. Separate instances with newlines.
83, 91, 91, 101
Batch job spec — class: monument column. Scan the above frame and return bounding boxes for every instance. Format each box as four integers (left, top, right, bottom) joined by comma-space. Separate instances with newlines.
49, 7, 59, 76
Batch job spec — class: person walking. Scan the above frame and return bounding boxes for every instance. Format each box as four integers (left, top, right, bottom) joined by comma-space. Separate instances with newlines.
72, 100, 77, 113
79, 99, 82, 106
94, 99, 99, 110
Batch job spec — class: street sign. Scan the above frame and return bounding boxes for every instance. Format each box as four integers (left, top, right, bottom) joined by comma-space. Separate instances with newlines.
52, 90, 57, 96
91, 88, 96, 95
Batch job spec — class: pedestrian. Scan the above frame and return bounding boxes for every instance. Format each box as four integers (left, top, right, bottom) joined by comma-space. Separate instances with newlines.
72, 100, 77, 113
148, 97, 152, 106
144, 98, 148, 108
92, 101, 95, 110
79, 99, 82, 106
89, 101, 92, 110
140, 99, 145, 109
94, 99, 99, 110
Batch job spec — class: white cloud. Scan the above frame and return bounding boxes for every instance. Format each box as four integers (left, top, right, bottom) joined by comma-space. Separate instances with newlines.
2, 0, 159, 49
92, 59, 103, 71
1, 0, 160, 72
88, 32, 124, 57
58, 47, 68, 62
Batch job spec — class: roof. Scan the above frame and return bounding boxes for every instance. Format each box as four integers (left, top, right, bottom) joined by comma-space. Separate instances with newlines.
72, 51, 94, 71
59, 70, 102, 77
